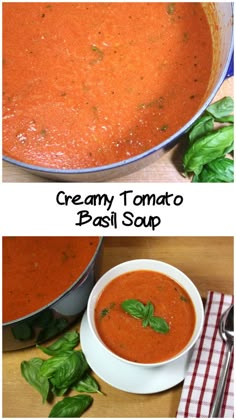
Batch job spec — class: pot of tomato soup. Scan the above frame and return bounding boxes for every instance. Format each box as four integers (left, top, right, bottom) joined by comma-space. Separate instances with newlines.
2, 3, 233, 181
80, 260, 204, 392
2, 236, 103, 351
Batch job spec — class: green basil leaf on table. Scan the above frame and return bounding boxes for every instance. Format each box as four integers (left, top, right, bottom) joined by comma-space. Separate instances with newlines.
39, 352, 73, 378
20, 330, 103, 417
51, 385, 69, 397
72, 373, 104, 394
48, 394, 93, 418
213, 115, 234, 124
183, 125, 233, 176
50, 351, 88, 390
206, 96, 234, 119
21, 357, 50, 403
192, 157, 234, 183
37, 331, 80, 356
182, 96, 234, 182
188, 114, 214, 143
42, 351, 89, 391
224, 141, 234, 155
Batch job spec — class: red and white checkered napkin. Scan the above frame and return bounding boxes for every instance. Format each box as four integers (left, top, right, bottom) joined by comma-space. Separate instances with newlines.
177, 291, 234, 418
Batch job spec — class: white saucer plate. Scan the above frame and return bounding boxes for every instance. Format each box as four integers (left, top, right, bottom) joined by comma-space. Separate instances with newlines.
80, 311, 193, 394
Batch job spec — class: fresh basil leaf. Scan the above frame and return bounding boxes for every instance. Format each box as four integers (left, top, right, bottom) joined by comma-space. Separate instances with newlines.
194, 157, 234, 183
189, 114, 214, 143
72, 373, 104, 394
21, 358, 50, 403
206, 96, 234, 119
121, 299, 170, 334
142, 301, 154, 327
142, 318, 149, 328
149, 316, 170, 334
37, 331, 80, 356
146, 301, 154, 316
224, 141, 234, 154
39, 352, 73, 378
51, 385, 69, 396
214, 115, 234, 124
48, 394, 93, 418
121, 299, 146, 319
192, 174, 199, 182
183, 125, 233, 175
49, 351, 89, 390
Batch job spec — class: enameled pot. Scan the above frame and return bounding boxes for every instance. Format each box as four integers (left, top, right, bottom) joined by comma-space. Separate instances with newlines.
3, 238, 103, 351
3, 3, 233, 182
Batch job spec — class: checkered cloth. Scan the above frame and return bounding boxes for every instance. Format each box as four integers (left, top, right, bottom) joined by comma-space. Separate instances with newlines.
177, 291, 234, 418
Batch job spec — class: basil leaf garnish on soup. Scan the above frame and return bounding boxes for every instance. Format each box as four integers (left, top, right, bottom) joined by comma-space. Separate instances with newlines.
95, 269, 195, 363
121, 299, 148, 320
121, 299, 169, 334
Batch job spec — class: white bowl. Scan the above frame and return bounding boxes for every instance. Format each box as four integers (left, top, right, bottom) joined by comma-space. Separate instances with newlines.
80, 259, 204, 393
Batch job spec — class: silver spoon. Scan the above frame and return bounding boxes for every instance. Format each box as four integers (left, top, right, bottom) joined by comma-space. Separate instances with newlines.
209, 303, 234, 417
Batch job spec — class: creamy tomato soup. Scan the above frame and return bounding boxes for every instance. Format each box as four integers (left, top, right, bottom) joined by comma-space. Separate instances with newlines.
3, 237, 99, 322
95, 270, 196, 363
3, 3, 213, 169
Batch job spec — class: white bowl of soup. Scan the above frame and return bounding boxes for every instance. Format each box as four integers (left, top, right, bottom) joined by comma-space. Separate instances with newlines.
85, 259, 204, 368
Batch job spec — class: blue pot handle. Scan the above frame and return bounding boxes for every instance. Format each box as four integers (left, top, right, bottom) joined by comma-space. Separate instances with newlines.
225, 51, 234, 78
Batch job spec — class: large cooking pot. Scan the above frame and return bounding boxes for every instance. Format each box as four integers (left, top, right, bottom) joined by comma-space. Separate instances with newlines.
3, 237, 103, 351
3, 3, 233, 182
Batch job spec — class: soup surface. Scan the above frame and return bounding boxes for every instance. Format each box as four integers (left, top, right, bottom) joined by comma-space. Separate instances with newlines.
3, 236, 100, 322
95, 270, 196, 363
3, 2, 213, 169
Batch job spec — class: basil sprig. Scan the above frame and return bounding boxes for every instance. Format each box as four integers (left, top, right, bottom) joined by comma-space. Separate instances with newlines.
121, 299, 169, 334
183, 96, 234, 182
192, 157, 234, 183
40, 350, 89, 393
21, 330, 103, 417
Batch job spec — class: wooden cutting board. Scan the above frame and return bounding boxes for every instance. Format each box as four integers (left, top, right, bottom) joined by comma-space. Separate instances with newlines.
3, 237, 233, 418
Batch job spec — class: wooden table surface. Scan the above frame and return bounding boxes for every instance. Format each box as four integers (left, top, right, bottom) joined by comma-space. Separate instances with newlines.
3, 237, 234, 418
2, 78, 233, 183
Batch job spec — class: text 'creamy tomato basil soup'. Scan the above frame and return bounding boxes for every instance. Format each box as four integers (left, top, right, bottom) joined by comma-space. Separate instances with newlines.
3, 3, 213, 170
3, 237, 100, 323
94, 270, 196, 364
